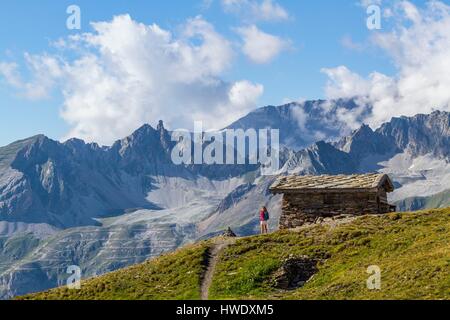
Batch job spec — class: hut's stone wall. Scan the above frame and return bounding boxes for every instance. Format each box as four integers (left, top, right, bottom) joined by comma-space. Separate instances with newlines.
279, 191, 392, 229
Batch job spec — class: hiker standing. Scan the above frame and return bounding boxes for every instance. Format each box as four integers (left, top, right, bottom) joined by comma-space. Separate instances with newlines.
259, 206, 270, 234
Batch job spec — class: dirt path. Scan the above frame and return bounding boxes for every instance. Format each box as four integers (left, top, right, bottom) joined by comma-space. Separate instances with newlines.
200, 238, 236, 300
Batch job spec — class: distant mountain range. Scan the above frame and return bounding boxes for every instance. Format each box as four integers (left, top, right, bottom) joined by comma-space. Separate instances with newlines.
0, 99, 448, 299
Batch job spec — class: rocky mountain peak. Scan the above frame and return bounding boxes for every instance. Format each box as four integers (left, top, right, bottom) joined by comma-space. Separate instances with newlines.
335, 124, 398, 162
377, 111, 449, 158
156, 120, 173, 152
157, 120, 165, 132
12, 135, 61, 168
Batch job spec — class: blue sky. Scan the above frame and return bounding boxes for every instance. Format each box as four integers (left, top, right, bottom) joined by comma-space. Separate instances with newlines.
0, 0, 445, 146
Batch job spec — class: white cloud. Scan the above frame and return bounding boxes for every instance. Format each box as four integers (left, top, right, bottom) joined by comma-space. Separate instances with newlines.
0, 54, 63, 100
322, 66, 370, 99
222, 0, 289, 22
228, 80, 264, 109
399, 0, 421, 23
236, 25, 290, 64
323, 1, 450, 128
0, 62, 22, 87
0, 15, 264, 145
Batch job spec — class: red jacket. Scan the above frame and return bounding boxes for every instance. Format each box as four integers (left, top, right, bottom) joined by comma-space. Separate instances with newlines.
260, 210, 267, 221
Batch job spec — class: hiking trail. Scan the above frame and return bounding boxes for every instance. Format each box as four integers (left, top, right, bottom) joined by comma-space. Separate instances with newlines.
200, 237, 236, 300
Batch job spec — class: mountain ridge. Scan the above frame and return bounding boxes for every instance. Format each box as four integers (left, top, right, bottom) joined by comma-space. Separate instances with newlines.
1, 107, 448, 230
0, 101, 448, 299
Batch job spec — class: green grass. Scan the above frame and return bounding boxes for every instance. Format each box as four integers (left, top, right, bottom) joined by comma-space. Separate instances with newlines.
20, 208, 450, 300
209, 209, 450, 300
20, 241, 211, 300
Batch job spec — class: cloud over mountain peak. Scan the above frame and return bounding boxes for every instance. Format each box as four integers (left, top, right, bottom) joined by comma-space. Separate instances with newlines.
0, 15, 264, 145
323, 1, 450, 129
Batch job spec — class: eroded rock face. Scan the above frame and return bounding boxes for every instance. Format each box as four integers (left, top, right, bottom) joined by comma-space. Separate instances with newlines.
376, 111, 449, 159
273, 255, 319, 290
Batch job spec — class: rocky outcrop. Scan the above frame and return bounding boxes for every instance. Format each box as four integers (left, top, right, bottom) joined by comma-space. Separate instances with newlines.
335, 124, 399, 162
273, 255, 319, 290
376, 111, 450, 158
221, 227, 237, 238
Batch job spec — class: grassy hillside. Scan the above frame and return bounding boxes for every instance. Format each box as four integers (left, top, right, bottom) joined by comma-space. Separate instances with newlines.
20, 208, 450, 300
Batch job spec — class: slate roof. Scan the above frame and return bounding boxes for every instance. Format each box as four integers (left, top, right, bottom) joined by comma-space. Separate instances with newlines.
270, 173, 394, 193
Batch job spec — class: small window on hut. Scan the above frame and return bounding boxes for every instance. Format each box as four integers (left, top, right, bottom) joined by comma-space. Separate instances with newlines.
323, 193, 338, 205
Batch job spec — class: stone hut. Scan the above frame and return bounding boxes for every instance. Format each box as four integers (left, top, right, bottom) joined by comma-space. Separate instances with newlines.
270, 173, 396, 229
